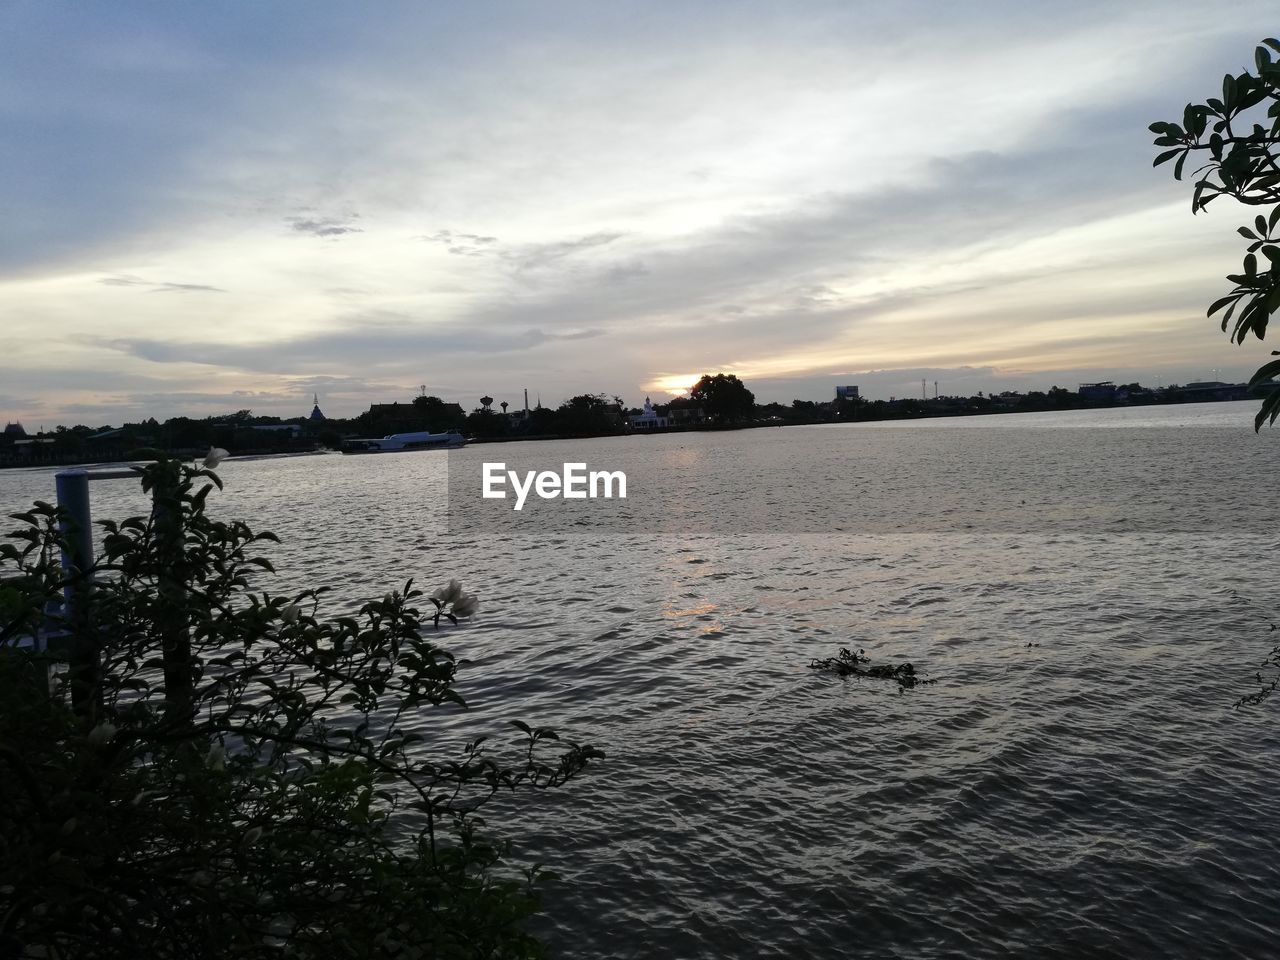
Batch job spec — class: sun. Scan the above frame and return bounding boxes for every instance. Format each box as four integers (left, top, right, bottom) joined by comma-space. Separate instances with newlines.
647, 372, 702, 396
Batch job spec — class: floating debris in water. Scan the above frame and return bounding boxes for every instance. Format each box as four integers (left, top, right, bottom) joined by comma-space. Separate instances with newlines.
809, 647, 937, 691
1228, 589, 1280, 708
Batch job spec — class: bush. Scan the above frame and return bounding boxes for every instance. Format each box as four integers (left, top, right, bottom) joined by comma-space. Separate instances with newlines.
0, 460, 601, 959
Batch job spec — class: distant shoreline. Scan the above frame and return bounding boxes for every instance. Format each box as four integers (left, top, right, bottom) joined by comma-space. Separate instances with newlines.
0, 394, 1262, 470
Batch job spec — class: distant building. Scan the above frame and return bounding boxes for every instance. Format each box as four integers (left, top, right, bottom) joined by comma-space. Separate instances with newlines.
85, 428, 130, 457
10, 437, 55, 460
1182, 381, 1250, 401
835, 385, 860, 401
1078, 381, 1117, 401
363, 399, 466, 433
629, 397, 670, 431
0, 422, 24, 457
668, 398, 705, 425
308, 394, 326, 421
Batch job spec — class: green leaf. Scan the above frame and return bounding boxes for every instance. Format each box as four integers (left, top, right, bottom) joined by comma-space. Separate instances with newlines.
1247, 357, 1280, 386
1257, 215, 1268, 235
1240, 86, 1270, 111
1174, 151, 1187, 180
1233, 301, 1261, 341
1193, 179, 1222, 213
1153, 148, 1182, 167
1239, 226, 1259, 240
1208, 294, 1240, 315
1255, 389, 1280, 431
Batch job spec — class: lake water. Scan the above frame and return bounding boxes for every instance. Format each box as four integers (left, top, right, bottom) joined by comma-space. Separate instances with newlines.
3, 401, 1280, 958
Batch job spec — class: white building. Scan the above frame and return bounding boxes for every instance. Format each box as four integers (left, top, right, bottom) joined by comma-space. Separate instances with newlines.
629, 397, 670, 430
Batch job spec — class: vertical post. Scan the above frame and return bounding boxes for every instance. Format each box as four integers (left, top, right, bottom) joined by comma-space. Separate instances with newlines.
55, 470, 93, 609
55, 469, 98, 716
151, 463, 193, 719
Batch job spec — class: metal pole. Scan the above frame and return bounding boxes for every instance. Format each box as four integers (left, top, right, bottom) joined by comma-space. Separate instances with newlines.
55, 469, 97, 716
54, 470, 93, 612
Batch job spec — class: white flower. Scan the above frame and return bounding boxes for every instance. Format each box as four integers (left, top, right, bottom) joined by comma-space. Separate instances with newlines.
87, 722, 117, 746
203, 446, 229, 469
281, 603, 301, 624
451, 593, 480, 618
431, 579, 463, 604
206, 743, 226, 771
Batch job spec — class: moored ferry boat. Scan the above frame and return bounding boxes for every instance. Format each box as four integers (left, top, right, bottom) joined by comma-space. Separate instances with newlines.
341, 429, 470, 454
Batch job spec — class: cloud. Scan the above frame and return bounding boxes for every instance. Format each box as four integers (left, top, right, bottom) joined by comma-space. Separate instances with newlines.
280, 374, 401, 396
420, 230, 499, 256
4, 0, 1279, 425
153, 282, 223, 293
418, 229, 627, 273
94, 323, 608, 374
436, 130, 1169, 350
503, 232, 625, 272
99, 275, 224, 293
600, 261, 649, 285
286, 216, 362, 237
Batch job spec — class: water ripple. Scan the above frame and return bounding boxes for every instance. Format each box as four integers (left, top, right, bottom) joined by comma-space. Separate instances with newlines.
3, 416, 1279, 958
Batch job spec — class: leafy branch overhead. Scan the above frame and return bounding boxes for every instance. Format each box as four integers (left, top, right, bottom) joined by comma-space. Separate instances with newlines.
1150, 37, 1280, 429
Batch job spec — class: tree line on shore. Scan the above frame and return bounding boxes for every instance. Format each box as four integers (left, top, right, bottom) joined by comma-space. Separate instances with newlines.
1, 373, 1267, 467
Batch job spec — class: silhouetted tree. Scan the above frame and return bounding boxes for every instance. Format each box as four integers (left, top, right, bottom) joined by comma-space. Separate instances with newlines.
555, 394, 621, 436
690, 374, 755, 423
465, 408, 508, 439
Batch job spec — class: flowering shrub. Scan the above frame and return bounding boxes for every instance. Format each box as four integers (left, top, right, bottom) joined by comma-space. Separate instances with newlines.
0, 459, 600, 959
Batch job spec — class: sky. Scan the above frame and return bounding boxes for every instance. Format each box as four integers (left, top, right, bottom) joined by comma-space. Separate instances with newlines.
2, 1, 1278, 426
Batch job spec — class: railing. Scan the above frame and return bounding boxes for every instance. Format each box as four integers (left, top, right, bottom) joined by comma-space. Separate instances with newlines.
18, 468, 142, 655
55, 467, 139, 604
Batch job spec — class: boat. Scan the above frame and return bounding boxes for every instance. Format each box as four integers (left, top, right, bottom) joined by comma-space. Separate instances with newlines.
341, 429, 471, 454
